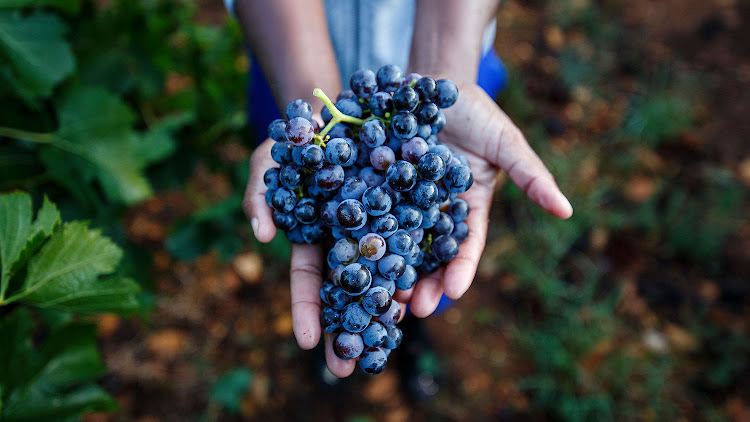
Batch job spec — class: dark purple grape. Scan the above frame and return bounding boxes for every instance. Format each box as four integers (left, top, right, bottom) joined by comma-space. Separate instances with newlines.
377, 253, 406, 280
341, 176, 368, 200
370, 146, 395, 171
300, 144, 324, 170
410, 180, 439, 209
432, 234, 459, 262
403, 72, 422, 87
392, 86, 418, 111
416, 102, 439, 124
321, 306, 342, 333
334, 332, 364, 360
435, 79, 458, 108
371, 213, 399, 238
452, 221, 469, 243
327, 123, 354, 139
293, 198, 318, 224
376, 64, 404, 92
359, 166, 386, 187
320, 200, 340, 227
368, 92, 394, 118
414, 77, 437, 102
285, 117, 314, 146
349, 68, 378, 99
393, 204, 423, 230
342, 302, 372, 333
385, 160, 417, 192
444, 164, 474, 193
359, 347, 388, 375
337, 199, 367, 230
327, 285, 351, 310
417, 124, 432, 139
272, 210, 297, 231
279, 164, 303, 189
362, 286, 392, 316
286, 99, 313, 121
285, 225, 304, 243
431, 110, 446, 133
264, 167, 280, 189
374, 300, 401, 327
362, 322, 388, 347
271, 187, 297, 212
371, 275, 396, 296
417, 252, 440, 274
395, 265, 417, 290
449, 198, 470, 222
362, 186, 392, 216
387, 229, 413, 256
315, 164, 345, 191
384, 326, 403, 349
340, 263, 372, 296
267, 118, 287, 142
337, 89, 357, 101
360, 119, 387, 147
417, 153, 446, 182
271, 141, 293, 164
391, 111, 418, 139
433, 212, 455, 236
325, 137, 353, 166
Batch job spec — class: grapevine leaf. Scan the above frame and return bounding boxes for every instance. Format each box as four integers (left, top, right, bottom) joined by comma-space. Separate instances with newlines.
0, 11, 75, 98
0, 0, 80, 13
0, 313, 116, 421
0, 192, 60, 300
48, 85, 176, 204
14, 221, 139, 314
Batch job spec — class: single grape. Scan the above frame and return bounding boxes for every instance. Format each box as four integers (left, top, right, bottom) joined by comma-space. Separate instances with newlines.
359, 166, 386, 188
342, 302, 372, 333
286, 99, 313, 121
359, 348, 388, 375
385, 160, 417, 192
333, 332, 364, 360
393, 204, 423, 230
270, 187, 297, 212
392, 86, 419, 112
320, 200, 341, 226
449, 198, 470, 222
349, 68, 378, 99
371, 275, 396, 296
362, 186, 392, 216
444, 164, 474, 193
340, 263, 372, 296
337, 89, 357, 101
362, 321, 388, 347
285, 117, 314, 146
384, 326, 403, 349
359, 233, 387, 261
416, 102, 439, 125
336, 98, 363, 118
387, 229, 414, 256
435, 79, 458, 108
357, 254, 378, 274
377, 253, 406, 280
391, 111, 418, 139
371, 213, 399, 238
327, 123, 354, 139
432, 234, 459, 262
267, 118, 288, 142
360, 119, 387, 147
341, 176, 368, 200
327, 249, 342, 269
395, 265, 417, 290
321, 306, 342, 333
315, 164, 345, 191
370, 145, 396, 171
404, 242, 422, 266
279, 164, 303, 189
362, 286, 392, 316
400, 137, 429, 164
410, 180, 439, 209
337, 199, 368, 230
414, 77, 437, 102
409, 228, 424, 244
264, 167, 280, 189
325, 137, 353, 166
452, 221, 469, 243
417, 252, 440, 274
301, 221, 326, 243
271, 141, 293, 164
417, 123, 432, 139
300, 144, 325, 170
376, 64, 404, 92
286, 226, 304, 243
403, 72, 422, 87
417, 152, 446, 182
431, 110, 446, 133
374, 300, 401, 327
334, 237, 360, 264
433, 212, 455, 236
293, 198, 318, 224
368, 92, 394, 118
272, 210, 297, 231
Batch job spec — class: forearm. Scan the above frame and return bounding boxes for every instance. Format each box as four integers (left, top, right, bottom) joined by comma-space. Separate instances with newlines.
409, 0, 500, 83
235, 0, 341, 111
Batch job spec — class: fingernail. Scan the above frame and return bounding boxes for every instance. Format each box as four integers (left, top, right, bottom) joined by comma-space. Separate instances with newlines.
251, 217, 260, 238
556, 191, 573, 218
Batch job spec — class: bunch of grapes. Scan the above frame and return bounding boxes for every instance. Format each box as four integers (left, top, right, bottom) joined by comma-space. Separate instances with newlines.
264, 65, 473, 375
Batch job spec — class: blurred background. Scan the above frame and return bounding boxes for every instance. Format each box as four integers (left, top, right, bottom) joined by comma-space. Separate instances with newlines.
0, 0, 748, 421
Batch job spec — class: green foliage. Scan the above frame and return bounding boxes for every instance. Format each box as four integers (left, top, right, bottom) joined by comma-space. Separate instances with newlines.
623, 91, 693, 147
209, 367, 253, 414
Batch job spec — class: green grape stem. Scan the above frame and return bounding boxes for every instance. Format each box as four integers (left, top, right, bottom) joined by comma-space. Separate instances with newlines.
313, 88, 366, 137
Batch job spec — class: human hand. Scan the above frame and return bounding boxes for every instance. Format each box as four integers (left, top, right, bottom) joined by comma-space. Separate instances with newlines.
243, 137, 406, 379
392, 82, 573, 317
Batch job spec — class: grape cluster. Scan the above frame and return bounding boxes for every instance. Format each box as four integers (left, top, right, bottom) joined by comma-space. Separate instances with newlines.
264, 65, 472, 375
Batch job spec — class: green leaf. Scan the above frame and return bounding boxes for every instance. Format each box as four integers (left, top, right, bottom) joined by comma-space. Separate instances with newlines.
0, 0, 80, 13
0, 311, 116, 421
9, 221, 140, 314
0, 11, 75, 98
210, 367, 253, 414
0, 191, 60, 300
47, 85, 176, 204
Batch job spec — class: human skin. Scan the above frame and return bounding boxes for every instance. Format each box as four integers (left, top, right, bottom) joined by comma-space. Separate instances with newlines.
238, 0, 573, 377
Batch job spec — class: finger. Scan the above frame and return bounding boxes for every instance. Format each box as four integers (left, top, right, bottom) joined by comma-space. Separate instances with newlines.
324, 332, 356, 378
290, 243, 324, 350
393, 286, 414, 304
408, 267, 445, 318
396, 301, 406, 323
485, 108, 573, 219
242, 138, 278, 242
442, 184, 492, 300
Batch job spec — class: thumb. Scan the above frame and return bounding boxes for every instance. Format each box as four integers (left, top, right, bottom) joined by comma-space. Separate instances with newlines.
243, 138, 278, 243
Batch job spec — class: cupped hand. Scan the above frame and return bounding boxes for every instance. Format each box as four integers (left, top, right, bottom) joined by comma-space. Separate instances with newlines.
243, 138, 406, 378
393, 82, 573, 317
